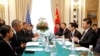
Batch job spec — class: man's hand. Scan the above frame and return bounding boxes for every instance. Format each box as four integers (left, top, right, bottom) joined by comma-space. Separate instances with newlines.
71, 37, 79, 43
20, 43, 26, 48
55, 35, 60, 38
32, 37, 38, 41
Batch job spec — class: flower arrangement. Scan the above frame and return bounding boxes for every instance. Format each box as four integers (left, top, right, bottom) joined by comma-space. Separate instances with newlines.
36, 18, 48, 32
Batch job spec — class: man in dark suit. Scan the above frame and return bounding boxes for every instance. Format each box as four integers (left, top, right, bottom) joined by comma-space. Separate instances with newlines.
16, 22, 38, 43
55, 22, 70, 38
10, 20, 26, 56
68, 22, 82, 40
0, 25, 17, 56
94, 38, 100, 53
16, 22, 34, 43
72, 18, 97, 48
92, 24, 100, 39
28, 24, 34, 37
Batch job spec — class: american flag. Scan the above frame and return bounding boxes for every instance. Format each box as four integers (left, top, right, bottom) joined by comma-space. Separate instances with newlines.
26, 8, 31, 24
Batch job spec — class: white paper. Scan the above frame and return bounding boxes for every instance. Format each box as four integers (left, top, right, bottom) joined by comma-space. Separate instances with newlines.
65, 41, 72, 45
57, 41, 72, 46
26, 42, 40, 46
56, 38, 62, 41
25, 48, 43, 51
74, 47, 89, 51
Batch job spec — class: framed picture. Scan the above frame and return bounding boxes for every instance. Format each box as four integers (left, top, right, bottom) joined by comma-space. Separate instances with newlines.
87, 10, 97, 19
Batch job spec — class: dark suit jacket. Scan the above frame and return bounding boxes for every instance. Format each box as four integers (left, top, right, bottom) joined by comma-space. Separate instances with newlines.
0, 39, 17, 56
55, 28, 71, 38
16, 29, 32, 43
11, 33, 20, 47
68, 30, 82, 39
79, 28, 97, 48
94, 28, 100, 39
94, 38, 100, 53
10, 33, 25, 55
28, 30, 34, 37
0, 34, 3, 40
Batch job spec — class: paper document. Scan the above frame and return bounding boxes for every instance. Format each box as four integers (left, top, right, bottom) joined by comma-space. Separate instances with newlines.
74, 47, 89, 51
25, 48, 43, 51
26, 42, 40, 46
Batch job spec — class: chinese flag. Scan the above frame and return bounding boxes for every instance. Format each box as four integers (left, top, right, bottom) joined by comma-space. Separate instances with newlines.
54, 8, 60, 34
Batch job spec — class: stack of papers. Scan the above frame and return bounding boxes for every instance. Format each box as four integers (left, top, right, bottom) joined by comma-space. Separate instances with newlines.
26, 42, 40, 46
74, 47, 89, 51
65, 41, 72, 45
25, 48, 43, 51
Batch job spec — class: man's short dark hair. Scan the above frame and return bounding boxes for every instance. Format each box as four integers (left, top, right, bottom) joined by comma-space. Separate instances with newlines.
61, 22, 66, 26
69, 22, 78, 28
12, 20, 21, 27
83, 18, 92, 26
92, 24, 97, 26
29, 24, 33, 27
23, 22, 28, 25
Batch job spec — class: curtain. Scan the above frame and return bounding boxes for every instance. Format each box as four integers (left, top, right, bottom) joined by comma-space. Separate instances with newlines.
0, 4, 5, 19
51, 0, 64, 22
15, 0, 32, 22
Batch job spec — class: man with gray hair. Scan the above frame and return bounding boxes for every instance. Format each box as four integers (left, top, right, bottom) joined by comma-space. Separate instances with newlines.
10, 19, 25, 56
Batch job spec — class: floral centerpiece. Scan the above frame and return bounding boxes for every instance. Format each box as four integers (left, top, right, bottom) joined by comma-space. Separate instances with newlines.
36, 18, 49, 32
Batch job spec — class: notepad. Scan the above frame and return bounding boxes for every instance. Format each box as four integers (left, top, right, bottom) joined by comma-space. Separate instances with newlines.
74, 47, 89, 51
25, 48, 43, 51
26, 42, 40, 46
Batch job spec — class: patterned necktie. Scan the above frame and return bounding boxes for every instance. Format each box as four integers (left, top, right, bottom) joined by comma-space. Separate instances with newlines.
80, 31, 86, 41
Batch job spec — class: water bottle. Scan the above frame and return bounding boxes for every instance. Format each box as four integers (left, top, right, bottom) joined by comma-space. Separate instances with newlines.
69, 39, 76, 56
44, 36, 50, 52
62, 35, 66, 48
50, 40, 57, 56
41, 34, 46, 46
88, 45, 94, 56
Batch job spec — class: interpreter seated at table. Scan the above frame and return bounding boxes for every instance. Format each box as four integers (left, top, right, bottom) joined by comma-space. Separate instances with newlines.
55, 23, 70, 38
71, 18, 97, 48
0, 25, 17, 56
68, 22, 82, 41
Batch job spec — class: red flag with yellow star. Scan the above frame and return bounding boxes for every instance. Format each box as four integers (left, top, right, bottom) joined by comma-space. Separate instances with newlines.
54, 8, 60, 34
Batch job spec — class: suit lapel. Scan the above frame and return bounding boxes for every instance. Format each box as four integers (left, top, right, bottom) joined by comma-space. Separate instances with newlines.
74, 30, 77, 36
3, 40, 13, 51
82, 28, 92, 40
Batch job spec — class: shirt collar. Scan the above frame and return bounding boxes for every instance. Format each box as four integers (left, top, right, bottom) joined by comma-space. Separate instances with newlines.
85, 27, 90, 33
12, 28, 16, 34
71, 29, 76, 34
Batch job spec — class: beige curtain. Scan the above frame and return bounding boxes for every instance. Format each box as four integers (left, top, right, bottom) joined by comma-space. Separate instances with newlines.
0, 4, 5, 19
15, 0, 64, 22
15, 0, 32, 22
51, 0, 56, 21
51, 0, 64, 22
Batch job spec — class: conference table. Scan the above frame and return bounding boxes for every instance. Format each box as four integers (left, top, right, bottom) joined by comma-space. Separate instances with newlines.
22, 38, 93, 56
